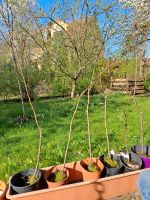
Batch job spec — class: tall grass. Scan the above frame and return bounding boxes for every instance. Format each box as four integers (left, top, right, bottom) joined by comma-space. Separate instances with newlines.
0, 93, 150, 181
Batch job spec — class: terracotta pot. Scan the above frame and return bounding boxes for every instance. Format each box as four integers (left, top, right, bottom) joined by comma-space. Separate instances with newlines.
44, 166, 69, 188
100, 155, 124, 177
131, 145, 150, 168
0, 180, 7, 200
10, 168, 42, 194
120, 152, 142, 173
80, 157, 104, 181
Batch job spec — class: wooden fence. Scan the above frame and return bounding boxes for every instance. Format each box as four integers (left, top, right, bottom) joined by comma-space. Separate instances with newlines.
111, 78, 144, 94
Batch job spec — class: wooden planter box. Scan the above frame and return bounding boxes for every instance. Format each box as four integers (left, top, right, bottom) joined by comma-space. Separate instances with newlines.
6, 161, 144, 200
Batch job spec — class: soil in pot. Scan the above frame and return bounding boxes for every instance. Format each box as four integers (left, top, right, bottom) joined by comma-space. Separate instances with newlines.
131, 145, 150, 168
102, 156, 118, 168
125, 161, 139, 170
120, 153, 142, 173
10, 168, 41, 194
100, 155, 123, 177
87, 162, 99, 172
44, 166, 69, 188
80, 157, 104, 181
48, 170, 66, 182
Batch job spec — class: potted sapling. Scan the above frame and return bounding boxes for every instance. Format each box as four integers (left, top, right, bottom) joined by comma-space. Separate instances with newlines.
80, 87, 104, 181
44, 128, 70, 187
44, 91, 84, 187
44, 133, 70, 188
44, 91, 85, 188
119, 109, 142, 172
44, 85, 98, 186
131, 58, 150, 167
100, 89, 123, 177
131, 90, 150, 168
131, 144, 150, 169
9, 72, 42, 194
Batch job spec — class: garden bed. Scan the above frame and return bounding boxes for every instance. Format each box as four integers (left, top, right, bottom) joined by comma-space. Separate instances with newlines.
6, 161, 145, 200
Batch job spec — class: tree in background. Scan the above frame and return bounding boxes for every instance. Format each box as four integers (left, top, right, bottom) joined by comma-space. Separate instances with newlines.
49, 16, 103, 97
119, 0, 150, 78
0, 0, 51, 101
15, 0, 123, 97
1, 0, 149, 98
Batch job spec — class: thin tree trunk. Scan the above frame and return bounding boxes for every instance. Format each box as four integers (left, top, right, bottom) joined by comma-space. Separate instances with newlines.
104, 95, 110, 156
118, 109, 129, 158
71, 81, 76, 98
139, 33, 147, 78
124, 111, 129, 157
20, 67, 42, 178
63, 87, 87, 171
14, 64, 25, 116
140, 111, 144, 154
11, 43, 42, 180
87, 87, 92, 163
133, 54, 144, 155
11, 44, 25, 116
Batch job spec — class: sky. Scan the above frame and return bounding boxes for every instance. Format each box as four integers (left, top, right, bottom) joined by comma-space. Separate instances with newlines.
146, 41, 150, 57
37, 0, 150, 57
37, 0, 54, 10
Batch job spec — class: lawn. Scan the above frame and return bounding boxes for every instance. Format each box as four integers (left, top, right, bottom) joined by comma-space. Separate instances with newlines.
0, 93, 150, 181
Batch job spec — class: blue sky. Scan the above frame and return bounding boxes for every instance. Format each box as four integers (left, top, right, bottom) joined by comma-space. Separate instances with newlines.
37, 0, 54, 10
146, 41, 150, 57
38, 0, 150, 57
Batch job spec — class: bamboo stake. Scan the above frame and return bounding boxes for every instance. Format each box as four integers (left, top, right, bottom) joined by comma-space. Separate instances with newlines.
104, 95, 110, 156
132, 54, 144, 155
87, 87, 92, 163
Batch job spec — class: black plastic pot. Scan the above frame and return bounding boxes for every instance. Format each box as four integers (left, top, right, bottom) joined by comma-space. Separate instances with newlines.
120, 152, 142, 173
10, 168, 42, 194
131, 145, 150, 168
100, 155, 124, 177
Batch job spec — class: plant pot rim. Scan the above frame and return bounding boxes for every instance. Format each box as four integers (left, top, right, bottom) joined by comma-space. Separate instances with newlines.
10, 168, 41, 189
132, 144, 149, 147
131, 145, 150, 155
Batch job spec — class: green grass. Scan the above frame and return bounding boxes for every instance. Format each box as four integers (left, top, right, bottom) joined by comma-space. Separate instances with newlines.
0, 93, 150, 181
